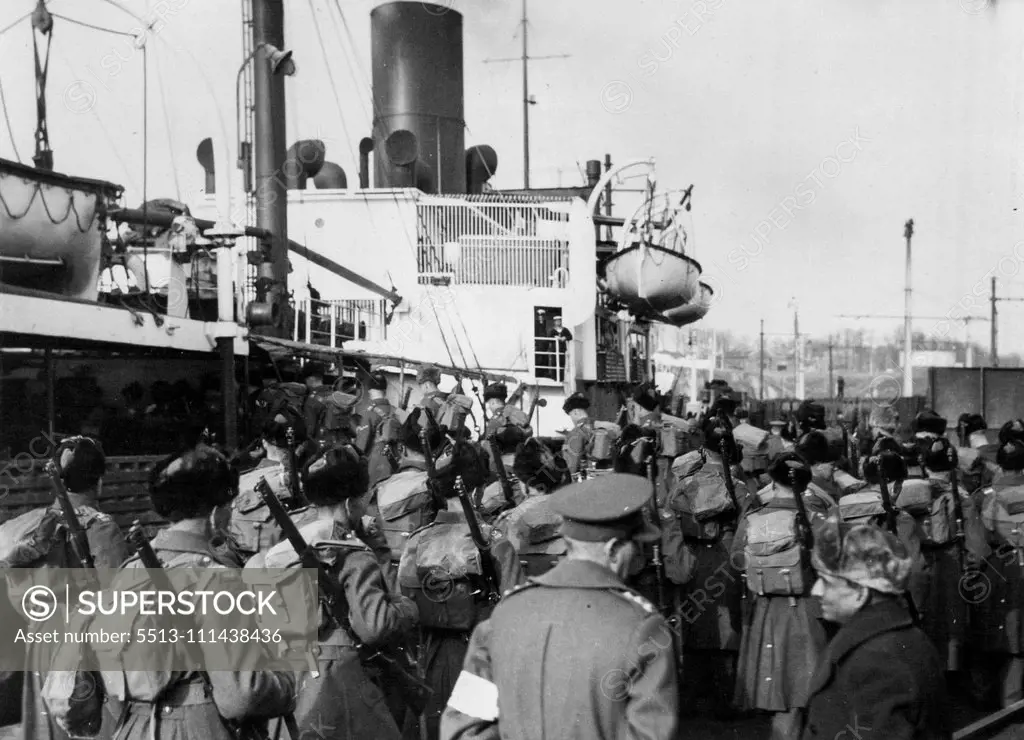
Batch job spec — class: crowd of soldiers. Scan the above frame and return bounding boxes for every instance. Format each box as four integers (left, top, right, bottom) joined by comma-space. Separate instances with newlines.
4, 361, 1024, 739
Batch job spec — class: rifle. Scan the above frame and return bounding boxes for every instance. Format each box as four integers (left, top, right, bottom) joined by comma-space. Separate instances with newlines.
253, 479, 432, 715
788, 466, 814, 551
876, 461, 921, 624
126, 521, 285, 740
714, 410, 741, 512
453, 475, 502, 605
645, 456, 669, 617
400, 386, 413, 411
506, 383, 526, 409
487, 434, 517, 510
46, 441, 96, 572
946, 446, 967, 573
284, 426, 306, 507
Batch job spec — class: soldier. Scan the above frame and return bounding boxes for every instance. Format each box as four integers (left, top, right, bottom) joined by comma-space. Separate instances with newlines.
482, 382, 533, 445
917, 437, 987, 680
800, 518, 951, 739
955, 413, 997, 493
796, 431, 863, 501
416, 364, 448, 420
359, 369, 402, 488
217, 406, 319, 563
667, 416, 753, 718
249, 443, 419, 739
560, 391, 595, 478
766, 419, 794, 462
397, 441, 525, 740
733, 454, 833, 740
0, 436, 130, 740
90, 443, 297, 740
486, 439, 569, 577
438, 473, 679, 740
968, 438, 1024, 708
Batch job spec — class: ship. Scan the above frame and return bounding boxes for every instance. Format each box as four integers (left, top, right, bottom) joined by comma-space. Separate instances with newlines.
0, 0, 715, 532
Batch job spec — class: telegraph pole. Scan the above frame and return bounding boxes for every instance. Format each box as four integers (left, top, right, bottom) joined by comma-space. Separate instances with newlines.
483, 0, 569, 188
991, 277, 998, 367
759, 319, 765, 402
903, 219, 914, 397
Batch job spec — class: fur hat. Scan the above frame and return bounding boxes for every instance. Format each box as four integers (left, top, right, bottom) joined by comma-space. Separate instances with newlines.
435, 441, 491, 494
999, 419, 1024, 446
632, 384, 660, 412
862, 450, 908, 484
922, 436, 958, 472
484, 382, 508, 403
795, 431, 830, 466
400, 407, 444, 456
150, 444, 237, 521
513, 437, 563, 490
796, 401, 827, 430
701, 417, 742, 464
768, 452, 812, 490
367, 370, 388, 392
416, 365, 441, 386
912, 410, 947, 437
301, 444, 368, 505
262, 406, 308, 447
811, 514, 913, 595
563, 392, 590, 414
958, 413, 987, 439
56, 436, 106, 492
871, 435, 903, 457
997, 439, 1024, 471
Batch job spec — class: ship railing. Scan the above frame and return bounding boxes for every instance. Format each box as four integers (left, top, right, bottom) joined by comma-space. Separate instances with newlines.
416, 198, 570, 287
534, 335, 573, 383
293, 297, 387, 349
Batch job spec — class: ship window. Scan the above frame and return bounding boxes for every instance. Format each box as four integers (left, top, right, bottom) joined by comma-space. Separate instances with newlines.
534, 306, 569, 381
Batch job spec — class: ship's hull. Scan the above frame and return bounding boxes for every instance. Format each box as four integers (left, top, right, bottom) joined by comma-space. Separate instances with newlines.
603, 243, 701, 312
662, 282, 714, 326
0, 159, 122, 301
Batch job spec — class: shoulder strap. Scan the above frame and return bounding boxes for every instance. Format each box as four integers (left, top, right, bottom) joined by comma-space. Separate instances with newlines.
609, 587, 656, 615
501, 580, 541, 600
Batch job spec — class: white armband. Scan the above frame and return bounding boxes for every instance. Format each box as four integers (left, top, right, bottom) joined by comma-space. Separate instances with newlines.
446, 670, 499, 722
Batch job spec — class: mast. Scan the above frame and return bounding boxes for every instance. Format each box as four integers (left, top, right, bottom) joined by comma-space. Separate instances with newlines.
252, 0, 289, 336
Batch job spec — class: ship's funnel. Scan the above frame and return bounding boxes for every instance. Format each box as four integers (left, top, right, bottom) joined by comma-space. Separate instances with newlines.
466, 145, 497, 194
358, 137, 374, 188
284, 139, 326, 189
585, 159, 602, 187
196, 138, 215, 194
371, 2, 465, 193
314, 161, 347, 189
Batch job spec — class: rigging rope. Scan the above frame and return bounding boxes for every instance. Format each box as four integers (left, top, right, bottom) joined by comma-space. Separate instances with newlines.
0, 77, 21, 163
50, 13, 135, 37
152, 43, 180, 201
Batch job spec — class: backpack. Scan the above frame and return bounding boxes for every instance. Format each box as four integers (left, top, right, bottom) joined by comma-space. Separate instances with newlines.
678, 453, 737, 522
438, 393, 474, 433
228, 463, 318, 558
494, 496, 567, 578
981, 484, 1024, 555
398, 523, 484, 630
894, 479, 955, 547
591, 422, 621, 462
660, 424, 690, 458
838, 489, 886, 523
312, 389, 357, 445
743, 501, 814, 597
0, 507, 68, 568
372, 469, 436, 555
356, 405, 402, 487
255, 382, 308, 428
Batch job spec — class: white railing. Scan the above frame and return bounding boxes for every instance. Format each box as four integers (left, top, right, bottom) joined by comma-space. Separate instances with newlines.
535, 335, 572, 382
416, 197, 570, 288
293, 298, 387, 349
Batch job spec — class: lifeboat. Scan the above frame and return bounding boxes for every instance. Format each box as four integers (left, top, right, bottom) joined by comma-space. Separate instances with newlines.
0, 159, 122, 301
603, 243, 702, 313
662, 281, 713, 326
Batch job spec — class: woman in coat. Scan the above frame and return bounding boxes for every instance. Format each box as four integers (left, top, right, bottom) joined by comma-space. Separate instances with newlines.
86, 443, 298, 740
733, 453, 833, 740
800, 517, 950, 739
251, 443, 420, 739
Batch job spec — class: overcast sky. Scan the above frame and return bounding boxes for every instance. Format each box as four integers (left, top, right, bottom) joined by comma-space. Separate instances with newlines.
1, 0, 1021, 350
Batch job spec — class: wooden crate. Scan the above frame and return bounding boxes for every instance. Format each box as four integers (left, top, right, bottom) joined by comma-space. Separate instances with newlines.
0, 455, 167, 538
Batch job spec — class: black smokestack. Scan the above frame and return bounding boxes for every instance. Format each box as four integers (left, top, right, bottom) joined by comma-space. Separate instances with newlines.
196, 138, 215, 194
371, 2, 465, 193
